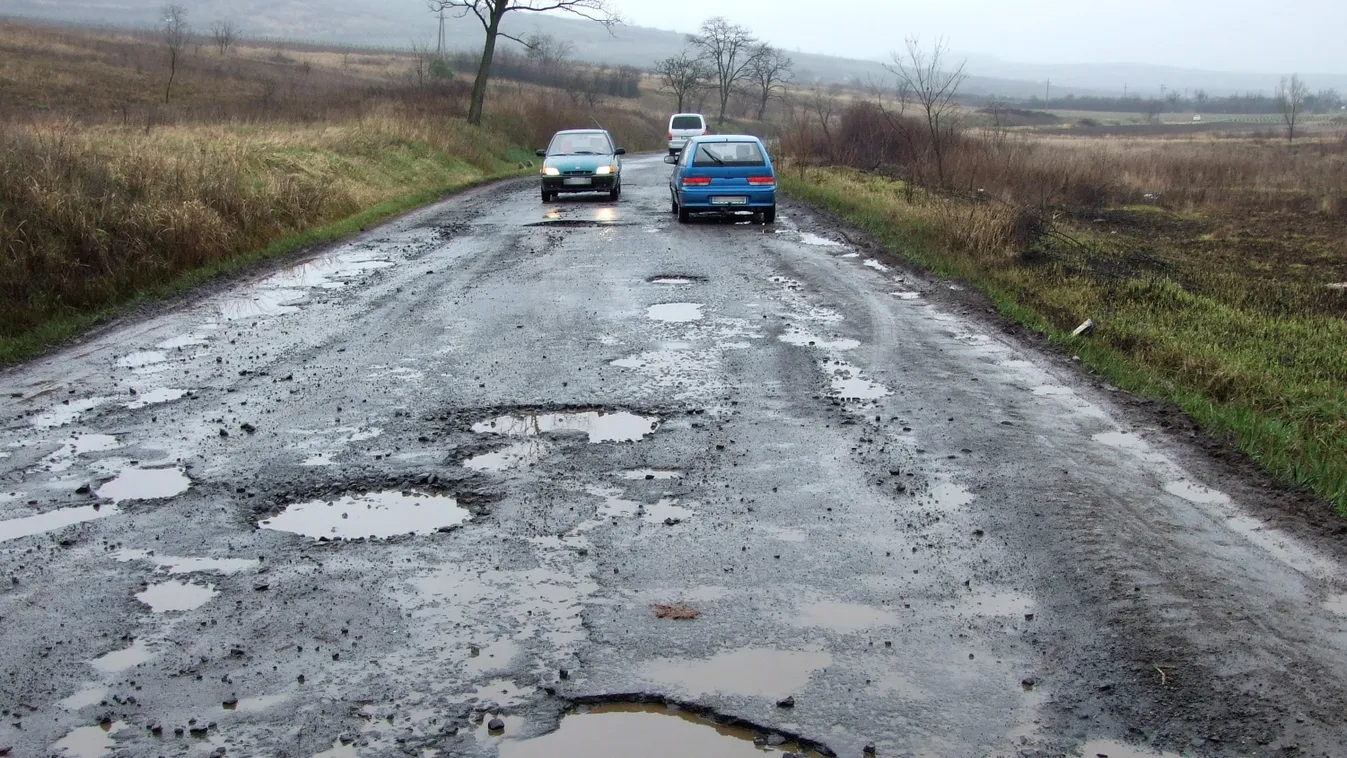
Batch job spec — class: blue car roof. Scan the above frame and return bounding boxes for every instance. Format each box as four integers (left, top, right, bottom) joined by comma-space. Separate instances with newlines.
689, 134, 762, 144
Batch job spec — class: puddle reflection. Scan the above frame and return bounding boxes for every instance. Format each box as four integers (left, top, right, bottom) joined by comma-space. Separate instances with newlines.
501, 705, 826, 758
260, 491, 469, 540
647, 303, 705, 323
51, 721, 125, 758
135, 579, 218, 613
473, 411, 660, 444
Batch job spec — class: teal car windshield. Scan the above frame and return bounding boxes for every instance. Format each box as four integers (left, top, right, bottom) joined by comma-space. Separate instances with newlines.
547, 133, 613, 156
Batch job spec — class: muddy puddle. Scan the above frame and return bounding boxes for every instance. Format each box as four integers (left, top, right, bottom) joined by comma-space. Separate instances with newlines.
117, 549, 258, 575
499, 704, 826, 758
125, 387, 187, 409
465, 441, 549, 472
59, 686, 108, 711
0, 504, 120, 543
642, 648, 832, 699
473, 411, 660, 444
794, 600, 898, 633
116, 350, 167, 369
1077, 740, 1181, 757
863, 259, 890, 272
219, 289, 306, 320
51, 721, 125, 758
135, 579, 219, 613
826, 361, 891, 400
779, 330, 861, 351
230, 693, 290, 713
647, 303, 705, 323
31, 396, 112, 429
90, 640, 153, 674
622, 469, 683, 480
95, 466, 191, 503
648, 276, 703, 285
891, 291, 922, 300
1163, 479, 1230, 505
260, 491, 470, 540
798, 232, 843, 247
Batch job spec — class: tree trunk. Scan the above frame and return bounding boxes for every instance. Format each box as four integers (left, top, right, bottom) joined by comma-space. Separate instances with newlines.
757, 92, 768, 121
165, 51, 177, 104
718, 87, 730, 125
467, 9, 506, 125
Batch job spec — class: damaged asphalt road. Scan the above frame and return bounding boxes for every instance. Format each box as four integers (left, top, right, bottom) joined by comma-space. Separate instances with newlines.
2, 154, 1347, 758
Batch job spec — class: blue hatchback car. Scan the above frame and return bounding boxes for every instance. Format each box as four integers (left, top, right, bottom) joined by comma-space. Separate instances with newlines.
666, 135, 776, 224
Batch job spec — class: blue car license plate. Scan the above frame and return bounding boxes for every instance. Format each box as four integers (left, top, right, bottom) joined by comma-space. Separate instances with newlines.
710, 196, 747, 205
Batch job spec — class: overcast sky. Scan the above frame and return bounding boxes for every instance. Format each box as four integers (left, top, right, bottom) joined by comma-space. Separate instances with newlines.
612, 0, 1347, 74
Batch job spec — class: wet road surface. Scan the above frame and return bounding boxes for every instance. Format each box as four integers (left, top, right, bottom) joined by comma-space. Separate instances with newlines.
3, 155, 1347, 757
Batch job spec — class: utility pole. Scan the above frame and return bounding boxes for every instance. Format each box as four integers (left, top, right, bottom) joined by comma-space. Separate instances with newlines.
1045, 78, 1050, 102
436, 8, 445, 57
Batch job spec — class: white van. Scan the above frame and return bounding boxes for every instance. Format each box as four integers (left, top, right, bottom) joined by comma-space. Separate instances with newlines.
667, 113, 707, 155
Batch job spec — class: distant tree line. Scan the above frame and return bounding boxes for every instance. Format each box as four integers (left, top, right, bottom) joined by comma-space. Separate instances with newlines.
1006, 88, 1344, 116
653, 17, 795, 124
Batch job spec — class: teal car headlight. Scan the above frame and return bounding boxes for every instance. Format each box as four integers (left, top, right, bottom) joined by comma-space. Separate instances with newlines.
542, 167, 560, 176
595, 165, 616, 175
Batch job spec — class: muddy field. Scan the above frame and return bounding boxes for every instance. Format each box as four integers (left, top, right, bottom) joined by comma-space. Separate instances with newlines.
2, 156, 1347, 758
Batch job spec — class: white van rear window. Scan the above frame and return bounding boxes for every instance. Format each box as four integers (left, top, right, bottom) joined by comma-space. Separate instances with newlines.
671, 116, 704, 130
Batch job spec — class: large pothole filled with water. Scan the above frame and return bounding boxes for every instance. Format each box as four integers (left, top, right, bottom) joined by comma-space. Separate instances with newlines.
472, 409, 661, 444
497, 703, 829, 758
258, 491, 471, 540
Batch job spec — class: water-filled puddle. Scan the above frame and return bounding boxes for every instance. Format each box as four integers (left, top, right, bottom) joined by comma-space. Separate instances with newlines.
798, 232, 842, 247
95, 467, 191, 503
779, 331, 861, 350
0, 504, 120, 543
500, 705, 826, 758
794, 600, 898, 632
642, 648, 832, 699
51, 721, 125, 758
650, 277, 699, 285
157, 333, 211, 350
126, 388, 187, 409
891, 291, 922, 300
465, 441, 549, 472
647, 303, 704, 323
117, 351, 166, 369
827, 362, 891, 400
32, 396, 112, 429
264, 251, 392, 289
232, 693, 290, 713
622, 469, 683, 480
1032, 385, 1074, 397
59, 686, 108, 710
219, 289, 306, 320
117, 549, 258, 575
1077, 740, 1181, 757
1163, 479, 1230, 505
474, 411, 660, 443
863, 259, 890, 271
259, 491, 470, 540
136, 580, 219, 612
90, 640, 153, 674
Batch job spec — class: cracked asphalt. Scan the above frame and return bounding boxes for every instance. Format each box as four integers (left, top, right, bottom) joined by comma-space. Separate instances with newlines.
3, 154, 1347, 758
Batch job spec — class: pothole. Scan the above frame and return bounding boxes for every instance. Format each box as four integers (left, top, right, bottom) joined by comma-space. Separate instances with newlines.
1077, 740, 1182, 757
0, 504, 120, 543
465, 441, 550, 472
52, 721, 126, 758
826, 361, 891, 401
90, 640, 153, 674
95, 466, 191, 503
647, 274, 707, 285
500, 703, 829, 758
641, 648, 832, 699
473, 410, 660, 444
526, 219, 634, 228
135, 580, 218, 613
647, 303, 704, 323
621, 469, 683, 480
259, 491, 471, 540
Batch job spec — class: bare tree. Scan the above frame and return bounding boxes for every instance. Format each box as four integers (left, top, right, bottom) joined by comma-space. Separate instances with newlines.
161, 4, 190, 104
523, 31, 574, 72
425, 0, 618, 125
746, 44, 792, 121
688, 17, 762, 125
654, 47, 712, 112
1278, 73, 1308, 143
410, 40, 432, 87
209, 19, 238, 56
1143, 98, 1163, 124
884, 36, 966, 186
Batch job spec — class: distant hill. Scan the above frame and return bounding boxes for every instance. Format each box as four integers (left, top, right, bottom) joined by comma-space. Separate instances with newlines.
9, 0, 1345, 98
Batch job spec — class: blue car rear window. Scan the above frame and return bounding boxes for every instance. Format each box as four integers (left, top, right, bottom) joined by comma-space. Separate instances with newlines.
693, 142, 766, 167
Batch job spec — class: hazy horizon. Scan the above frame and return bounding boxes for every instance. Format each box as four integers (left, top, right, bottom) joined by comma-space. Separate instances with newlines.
616, 0, 1347, 75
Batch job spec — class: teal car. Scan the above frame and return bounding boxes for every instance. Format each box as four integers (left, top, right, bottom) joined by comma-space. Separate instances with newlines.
536, 129, 626, 202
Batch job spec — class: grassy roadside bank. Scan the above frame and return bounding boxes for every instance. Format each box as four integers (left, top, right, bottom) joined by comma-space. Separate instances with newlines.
783, 168, 1347, 515
0, 113, 531, 365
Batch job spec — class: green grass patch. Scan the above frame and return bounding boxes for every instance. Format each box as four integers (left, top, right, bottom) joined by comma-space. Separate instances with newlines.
784, 168, 1347, 515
